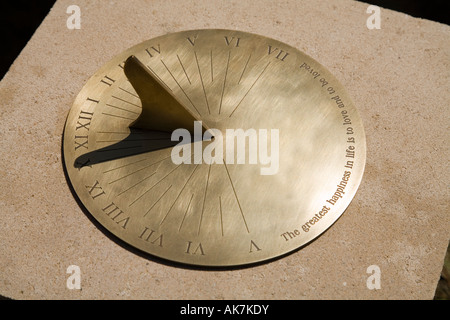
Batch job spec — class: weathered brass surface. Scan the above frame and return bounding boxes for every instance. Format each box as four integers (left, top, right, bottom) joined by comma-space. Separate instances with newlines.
63, 29, 366, 267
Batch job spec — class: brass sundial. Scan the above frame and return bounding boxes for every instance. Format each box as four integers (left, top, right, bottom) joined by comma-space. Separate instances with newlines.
63, 29, 366, 267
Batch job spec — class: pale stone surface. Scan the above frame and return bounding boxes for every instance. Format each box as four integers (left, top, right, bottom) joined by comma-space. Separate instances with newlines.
0, 0, 448, 299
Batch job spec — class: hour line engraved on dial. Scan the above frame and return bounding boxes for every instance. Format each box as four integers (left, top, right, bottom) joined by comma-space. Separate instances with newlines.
210, 50, 214, 83
128, 163, 183, 207
153, 49, 268, 118
116, 156, 250, 237
160, 59, 201, 116
177, 54, 191, 85
100, 75, 116, 86
223, 162, 249, 233
102, 82, 142, 119
218, 51, 231, 115
228, 61, 271, 118
109, 95, 141, 109
198, 163, 212, 236
101, 111, 136, 121
238, 54, 251, 85
178, 193, 194, 232
104, 103, 140, 116
146, 65, 173, 93
118, 86, 139, 99
144, 185, 173, 217
106, 155, 170, 186
219, 196, 224, 236
102, 153, 169, 173
159, 164, 200, 226
115, 171, 157, 197
194, 50, 211, 115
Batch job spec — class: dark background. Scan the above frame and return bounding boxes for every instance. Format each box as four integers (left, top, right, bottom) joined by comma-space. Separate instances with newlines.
0, 0, 448, 300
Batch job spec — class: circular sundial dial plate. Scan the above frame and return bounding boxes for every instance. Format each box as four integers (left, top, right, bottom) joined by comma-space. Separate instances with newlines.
63, 29, 366, 267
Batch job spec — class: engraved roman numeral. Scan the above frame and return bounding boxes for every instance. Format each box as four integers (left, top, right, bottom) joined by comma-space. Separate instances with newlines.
74, 135, 89, 150
138, 227, 163, 247
100, 75, 115, 86
225, 36, 241, 47
186, 36, 197, 46
185, 241, 205, 255
76, 110, 93, 131
85, 180, 106, 199
249, 240, 262, 253
102, 202, 130, 229
268, 45, 289, 61
145, 44, 161, 57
